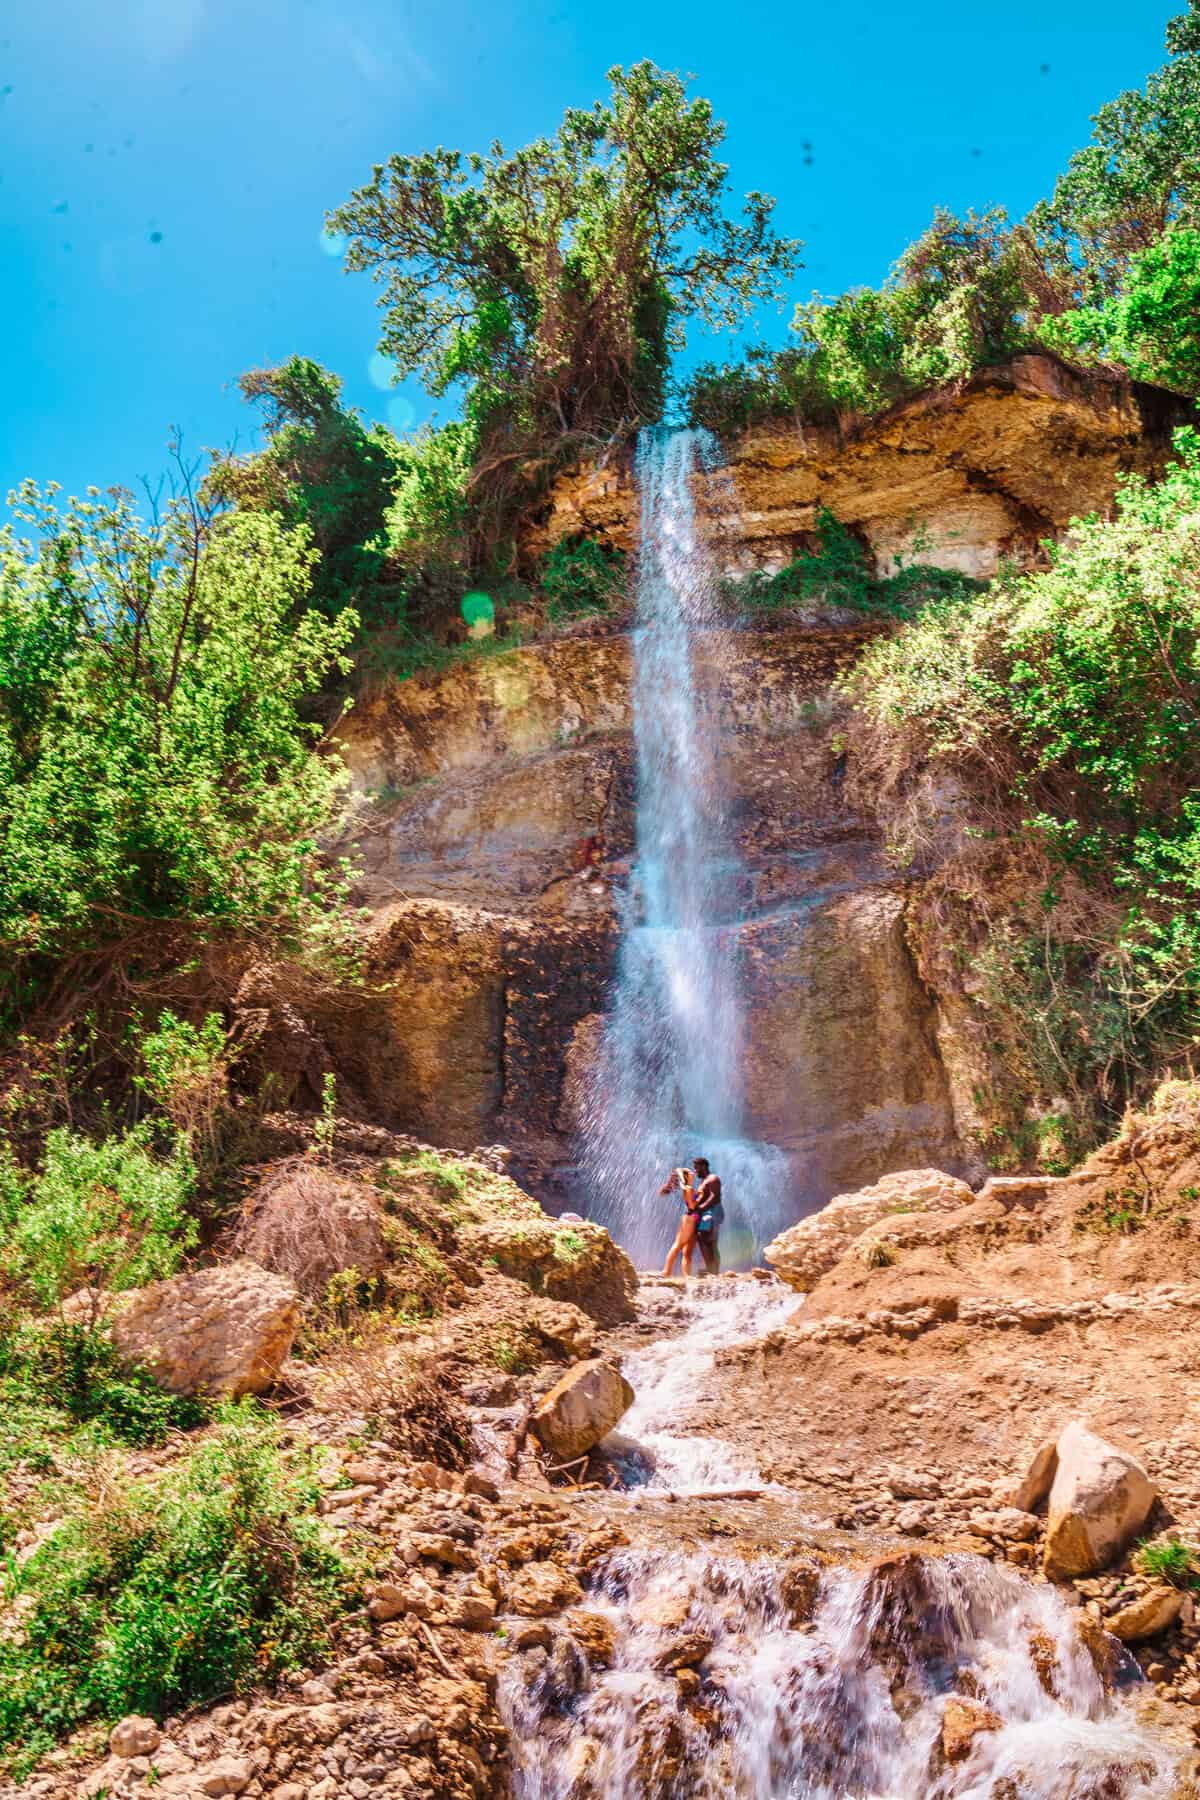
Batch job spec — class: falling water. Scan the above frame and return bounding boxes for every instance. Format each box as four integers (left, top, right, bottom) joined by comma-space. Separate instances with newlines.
503, 1545, 1182, 1798
582, 429, 789, 1266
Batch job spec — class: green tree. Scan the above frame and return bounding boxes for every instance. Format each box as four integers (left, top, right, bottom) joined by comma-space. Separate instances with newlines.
212, 357, 402, 618
1028, 3, 1200, 304
1042, 225, 1200, 394
0, 478, 356, 1017
330, 61, 799, 558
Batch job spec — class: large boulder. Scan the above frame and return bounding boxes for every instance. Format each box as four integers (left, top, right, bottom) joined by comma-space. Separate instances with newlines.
764, 1169, 976, 1293
530, 1360, 634, 1462
1042, 1421, 1159, 1579
460, 1217, 637, 1325
110, 1259, 300, 1398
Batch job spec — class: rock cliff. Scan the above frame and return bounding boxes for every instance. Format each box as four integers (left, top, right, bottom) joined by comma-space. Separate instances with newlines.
335, 617, 970, 1218
524, 355, 1186, 578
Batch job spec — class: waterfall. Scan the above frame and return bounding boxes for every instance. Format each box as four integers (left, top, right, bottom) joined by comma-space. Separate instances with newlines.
581, 428, 789, 1268
502, 1543, 1180, 1799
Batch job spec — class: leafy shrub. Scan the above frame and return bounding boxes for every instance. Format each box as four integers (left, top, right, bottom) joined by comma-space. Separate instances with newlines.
541, 537, 627, 618
214, 357, 404, 620
1136, 1537, 1200, 1588
0, 483, 356, 1020
728, 508, 980, 619
846, 426, 1200, 1137
0, 1402, 350, 1776
1042, 225, 1200, 394
0, 1125, 196, 1312
0, 1321, 205, 1456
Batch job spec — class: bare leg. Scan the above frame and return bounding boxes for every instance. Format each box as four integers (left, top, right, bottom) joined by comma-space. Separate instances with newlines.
662, 1220, 688, 1277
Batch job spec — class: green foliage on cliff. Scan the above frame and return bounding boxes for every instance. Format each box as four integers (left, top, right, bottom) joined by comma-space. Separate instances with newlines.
211, 357, 403, 620
0, 1404, 350, 1777
0, 481, 355, 1021
690, 3, 1200, 432
330, 61, 799, 567
729, 508, 981, 619
847, 427, 1200, 1135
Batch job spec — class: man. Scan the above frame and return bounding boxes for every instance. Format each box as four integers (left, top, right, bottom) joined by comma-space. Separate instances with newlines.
692, 1157, 723, 1275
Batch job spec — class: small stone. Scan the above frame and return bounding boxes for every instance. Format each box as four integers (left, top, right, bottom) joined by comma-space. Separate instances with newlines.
197, 1757, 253, 1797
942, 1695, 1003, 1764
1106, 1586, 1185, 1644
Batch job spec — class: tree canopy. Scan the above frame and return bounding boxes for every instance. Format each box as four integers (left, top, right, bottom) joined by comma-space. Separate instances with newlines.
329, 61, 799, 556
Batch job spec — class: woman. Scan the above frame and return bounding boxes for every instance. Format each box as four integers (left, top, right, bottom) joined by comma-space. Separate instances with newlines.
659, 1162, 700, 1277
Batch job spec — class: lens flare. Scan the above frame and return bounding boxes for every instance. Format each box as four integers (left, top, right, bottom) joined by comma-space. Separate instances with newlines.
368, 351, 398, 391
460, 591, 495, 630
318, 227, 346, 258
386, 394, 415, 434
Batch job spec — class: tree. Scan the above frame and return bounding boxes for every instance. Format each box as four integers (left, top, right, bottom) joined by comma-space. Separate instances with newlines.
211, 358, 402, 619
1042, 225, 1200, 395
1028, 4, 1200, 304
0, 475, 356, 1017
329, 61, 800, 557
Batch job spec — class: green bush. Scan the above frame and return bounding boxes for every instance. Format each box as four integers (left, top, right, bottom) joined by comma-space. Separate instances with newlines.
0, 1125, 196, 1311
541, 538, 627, 619
0, 1403, 351, 1776
846, 426, 1200, 1131
1137, 1537, 1200, 1588
1042, 225, 1200, 395
0, 1322, 205, 1460
728, 508, 980, 619
0, 484, 356, 1019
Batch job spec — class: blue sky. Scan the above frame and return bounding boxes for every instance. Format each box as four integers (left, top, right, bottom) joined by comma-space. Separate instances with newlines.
0, 0, 1174, 503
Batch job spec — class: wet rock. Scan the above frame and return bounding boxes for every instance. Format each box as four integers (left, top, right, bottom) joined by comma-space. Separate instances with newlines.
1075, 1614, 1141, 1692
764, 1170, 975, 1293
108, 1259, 299, 1396
1043, 1422, 1158, 1579
780, 1555, 824, 1625
1106, 1586, 1184, 1643
506, 1561, 585, 1617
941, 1695, 1003, 1764
567, 1609, 616, 1666
530, 1359, 634, 1462
653, 1629, 714, 1673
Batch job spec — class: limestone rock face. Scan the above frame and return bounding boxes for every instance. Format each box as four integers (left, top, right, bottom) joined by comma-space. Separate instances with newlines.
530, 1359, 635, 1462
764, 1169, 976, 1292
525, 357, 1186, 580
1042, 1422, 1159, 1579
110, 1259, 300, 1397
460, 1217, 637, 1325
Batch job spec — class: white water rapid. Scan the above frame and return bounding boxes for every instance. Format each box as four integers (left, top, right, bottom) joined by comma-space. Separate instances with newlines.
581, 428, 789, 1268
606, 1278, 799, 1494
503, 1540, 1181, 1798
502, 1282, 1185, 1799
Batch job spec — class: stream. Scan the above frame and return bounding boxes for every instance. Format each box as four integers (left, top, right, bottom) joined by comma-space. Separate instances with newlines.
502, 1279, 1186, 1798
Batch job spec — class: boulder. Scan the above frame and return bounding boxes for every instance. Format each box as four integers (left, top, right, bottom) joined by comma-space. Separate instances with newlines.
1011, 1439, 1059, 1514
110, 1259, 299, 1397
530, 1360, 634, 1462
1042, 1422, 1158, 1579
110, 1717, 161, 1759
764, 1170, 975, 1293
1105, 1586, 1184, 1643
461, 1218, 637, 1325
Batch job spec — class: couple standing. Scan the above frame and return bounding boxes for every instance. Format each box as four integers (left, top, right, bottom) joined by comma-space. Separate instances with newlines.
660, 1156, 724, 1277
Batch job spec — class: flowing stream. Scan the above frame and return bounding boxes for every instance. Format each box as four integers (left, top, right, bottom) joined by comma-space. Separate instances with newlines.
502, 1282, 1185, 1799
581, 428, 789, 1269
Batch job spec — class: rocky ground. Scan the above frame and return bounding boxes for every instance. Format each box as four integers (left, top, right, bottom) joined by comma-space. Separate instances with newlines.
7, 1086, 1200, 1797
